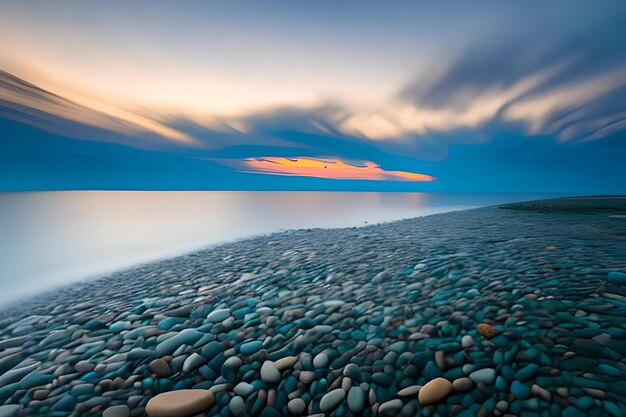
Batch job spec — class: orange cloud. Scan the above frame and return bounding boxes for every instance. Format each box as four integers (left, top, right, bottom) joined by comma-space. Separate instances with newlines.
232, 157, 435, 181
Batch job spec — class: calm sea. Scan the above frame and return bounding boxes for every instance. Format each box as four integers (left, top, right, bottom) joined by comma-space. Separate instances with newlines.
0, 191, 555, 304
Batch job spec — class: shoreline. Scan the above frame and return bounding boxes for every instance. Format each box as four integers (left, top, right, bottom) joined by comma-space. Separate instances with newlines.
0, 192, 556, 305
2, 194, 622, 314
0, 193, 558, 310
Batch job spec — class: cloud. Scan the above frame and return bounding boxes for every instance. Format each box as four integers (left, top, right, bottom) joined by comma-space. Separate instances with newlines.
0, 70, 197, 147
221, 156, 435, 182
348, 12, 626, 143
0, 70, 437, 179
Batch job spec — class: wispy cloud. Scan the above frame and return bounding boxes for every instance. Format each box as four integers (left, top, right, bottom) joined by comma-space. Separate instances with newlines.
387, 24, 626, 142
223, 156, 435, 181
0, 70, 197, 147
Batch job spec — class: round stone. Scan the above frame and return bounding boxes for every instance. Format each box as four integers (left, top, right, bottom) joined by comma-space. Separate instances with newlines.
608, 271, 626, 285
229, 396, 246, 416
343, 363, 362, 382
319, 389, 346, 412
378, 399, 403, 416
260, 361, 281, 384
469, 368, 496, 384
182, 353, 206, 373
313, 353, 329, 368
75, 361, 96, 373
148, 358, 172, 377
418, 378, 452, 405
145, 389, 215, 417
477, 323, 498, 338
452, 377, 473, 392
240, 341, 263, 355
511, 380, 531, 399
109, 321, 131, 333
347, 386, 366, 413
287, 398, 306, 415
223, 356, 243, 369
461, 335, 473, 348
275, 356, 298, 371
496, 400, 509, 412
299, 371, 316, 384
234, 382, 255, 397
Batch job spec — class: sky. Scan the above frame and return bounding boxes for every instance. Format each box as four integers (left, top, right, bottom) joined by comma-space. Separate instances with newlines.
1, 1, 625, 193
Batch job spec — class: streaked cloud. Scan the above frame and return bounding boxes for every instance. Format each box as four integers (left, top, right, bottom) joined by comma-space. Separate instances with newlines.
2, 1, 626, 147
390, 18, 626, 143
0, 70, 196, 147
224, 157, 435, 182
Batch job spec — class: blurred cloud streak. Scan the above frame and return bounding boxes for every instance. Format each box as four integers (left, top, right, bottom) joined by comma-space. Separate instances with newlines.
0, 70, 196, 147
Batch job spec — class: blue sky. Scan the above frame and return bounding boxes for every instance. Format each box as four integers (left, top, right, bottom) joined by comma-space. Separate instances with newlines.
1, 1, 625, 192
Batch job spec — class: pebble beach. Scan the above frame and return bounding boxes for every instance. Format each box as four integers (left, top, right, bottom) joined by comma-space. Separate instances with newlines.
1, 196, 626, 417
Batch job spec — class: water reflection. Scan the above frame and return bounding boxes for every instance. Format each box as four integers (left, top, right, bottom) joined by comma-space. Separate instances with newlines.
0, 191, 553, 304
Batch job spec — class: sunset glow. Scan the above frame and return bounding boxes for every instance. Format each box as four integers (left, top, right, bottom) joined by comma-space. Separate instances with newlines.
1, 2, 625, 192
234, 157, 436, 182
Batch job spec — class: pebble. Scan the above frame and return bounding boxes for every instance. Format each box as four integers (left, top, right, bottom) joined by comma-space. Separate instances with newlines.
229, 396, 246, 416
607, 271, 626, 285
397, 385, 420, 396
515, 364, 538, 381
155, 329, 202, 356
378, 399, 403, 416
109, 321, 131, 333
0, 405, 21, 417
299, 371, 316, 384
511, 380, 531, 399
319, 389, 345, 412
275, 356, 298, 371
531, 384, 551, 401
260, 361, 281, 383
234, 382, 255, 397
477, 323, 498, 339
145, 389, 214, 417
103, 405, 130, 417
469, 368, 496, 384
287, 398, 306, 415
343, 363, 362, 381
148, 358, 171, 377
19, 373, 53, 390
182, 353, 206, 373
206, 308, 231, 323
347, 386, 366, 412
461, 335, 473, 348
418, 378, 452, 405
240, 341, 263, 355
496, 400, 509, 412
313, 353, 329, 368
452, 377, 473, 392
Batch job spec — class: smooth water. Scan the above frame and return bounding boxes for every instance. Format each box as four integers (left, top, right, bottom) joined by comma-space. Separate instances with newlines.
0, 191, 554, 304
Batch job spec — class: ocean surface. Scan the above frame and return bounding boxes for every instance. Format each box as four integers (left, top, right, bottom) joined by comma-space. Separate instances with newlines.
0, 191, 554, 304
